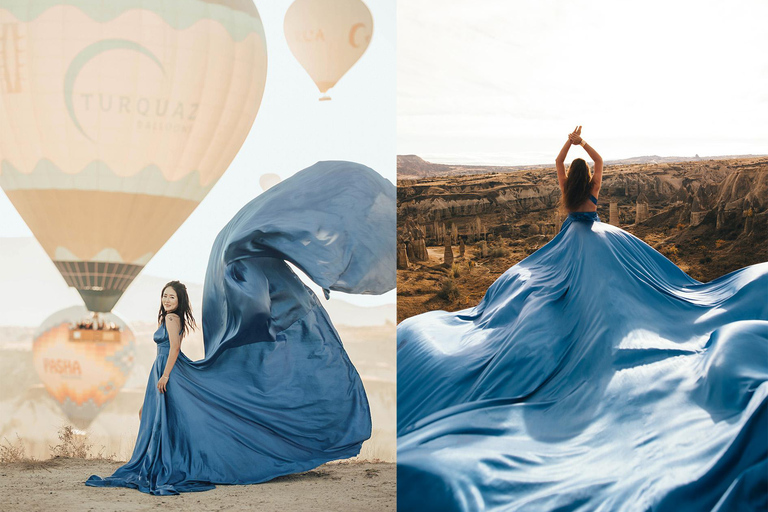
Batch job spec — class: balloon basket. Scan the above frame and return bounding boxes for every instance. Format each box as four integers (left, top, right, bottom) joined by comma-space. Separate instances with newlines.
319, 95, 332, 101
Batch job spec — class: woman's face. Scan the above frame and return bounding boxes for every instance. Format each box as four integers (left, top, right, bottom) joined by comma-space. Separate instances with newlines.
162, 287, 179, 313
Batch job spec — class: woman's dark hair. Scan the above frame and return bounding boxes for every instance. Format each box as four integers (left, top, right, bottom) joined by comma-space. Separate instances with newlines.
157, 280, 197, 339
562, 158, 593, 211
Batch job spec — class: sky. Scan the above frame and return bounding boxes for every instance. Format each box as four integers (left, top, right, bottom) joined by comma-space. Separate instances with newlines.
398, 0, 768, 165
0, 0, 395, 307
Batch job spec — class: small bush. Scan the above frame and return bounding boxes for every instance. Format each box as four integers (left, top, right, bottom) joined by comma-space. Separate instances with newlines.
663, 245, 679, 259
0, 434, 26, 463
489, 247, 508, 258
50, 425, 92, 459
478, 241, 489, 258
436, 278, 460, 302
94, 445, 118, 461
699, 256, 712, 264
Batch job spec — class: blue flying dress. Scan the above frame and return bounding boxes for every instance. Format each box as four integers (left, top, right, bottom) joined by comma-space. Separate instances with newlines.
397, 211, 768, 511
85, 161, 395, 495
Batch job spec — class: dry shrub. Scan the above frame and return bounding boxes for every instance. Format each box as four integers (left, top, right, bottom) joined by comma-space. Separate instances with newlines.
0, 434, 26, 463
489, 246, 508, 258
49, 425, 92, 459
1, 427, 116, 463
436, 278, 460, 302
94, 445, 118, 461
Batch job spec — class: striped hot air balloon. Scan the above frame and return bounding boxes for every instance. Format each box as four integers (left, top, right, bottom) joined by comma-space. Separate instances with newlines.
0, 0, 268, 312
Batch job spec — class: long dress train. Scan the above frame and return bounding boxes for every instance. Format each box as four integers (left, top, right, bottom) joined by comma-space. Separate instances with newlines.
397, 211, 768, 511
85, 161, 395, 495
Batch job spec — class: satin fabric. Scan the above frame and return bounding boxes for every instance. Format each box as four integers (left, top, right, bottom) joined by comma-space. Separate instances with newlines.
397, 211, 768, 511
85, 161, 395, 495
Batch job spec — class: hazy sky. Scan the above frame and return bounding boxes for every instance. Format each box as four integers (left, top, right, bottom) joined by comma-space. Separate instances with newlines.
0, 0, 395, 307
398, 0, 768, 165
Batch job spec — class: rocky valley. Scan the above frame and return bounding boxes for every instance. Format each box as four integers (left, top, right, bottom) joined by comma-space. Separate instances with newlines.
397, 156, 767, 322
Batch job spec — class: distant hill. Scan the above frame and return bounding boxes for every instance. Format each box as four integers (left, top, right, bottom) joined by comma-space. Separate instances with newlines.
398, 154, 768, 179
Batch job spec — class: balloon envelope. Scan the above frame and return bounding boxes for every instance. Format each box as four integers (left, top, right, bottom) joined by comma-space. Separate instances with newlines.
284, 0, 373, 98
259, 173, 282, 191
32, 306, 135, 430
0, 1, 268, 312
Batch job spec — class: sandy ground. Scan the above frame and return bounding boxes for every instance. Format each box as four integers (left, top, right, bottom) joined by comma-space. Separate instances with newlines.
0, 458, 396, 511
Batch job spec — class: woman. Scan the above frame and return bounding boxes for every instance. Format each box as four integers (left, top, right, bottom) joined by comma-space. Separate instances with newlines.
556, 125, 603, 213
396, 130, 767, 511
86, 161, 396, 495
137, 281, 196, 422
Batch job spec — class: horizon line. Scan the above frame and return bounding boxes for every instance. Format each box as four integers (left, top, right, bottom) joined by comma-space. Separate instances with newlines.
397, 153, 768, 169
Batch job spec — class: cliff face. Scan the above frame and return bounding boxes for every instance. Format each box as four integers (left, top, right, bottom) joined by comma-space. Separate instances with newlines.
716, 162, 767, 209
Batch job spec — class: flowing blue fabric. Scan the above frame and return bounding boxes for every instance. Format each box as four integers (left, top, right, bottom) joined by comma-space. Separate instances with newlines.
85, 161, 395, 495
397, 211, 768, 511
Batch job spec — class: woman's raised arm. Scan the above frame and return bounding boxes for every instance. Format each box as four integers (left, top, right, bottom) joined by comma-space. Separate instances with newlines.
556, 125, 580, 192
568, 128, 603, 197
583, 142, 603, 196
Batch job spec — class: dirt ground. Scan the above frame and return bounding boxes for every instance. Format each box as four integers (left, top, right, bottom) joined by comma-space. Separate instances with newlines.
0, 458, 396, 511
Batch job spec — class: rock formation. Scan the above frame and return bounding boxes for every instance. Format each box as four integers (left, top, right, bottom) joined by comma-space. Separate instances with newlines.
690, 195, 706, 226
412, 239, 428, 261
402, 218, 429, 262
609, 201, 619, 226
443, 238, 454, 268
716, 203, 725, 231
635, 192, 650, 224
743, 200, 755, 235
397, 243, 409, 269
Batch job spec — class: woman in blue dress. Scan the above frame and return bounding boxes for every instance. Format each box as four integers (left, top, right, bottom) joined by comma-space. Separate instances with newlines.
556, 125, 602, 215
86, 161, 396, 495
396, 130, 767, 511
141, 281, 196, 416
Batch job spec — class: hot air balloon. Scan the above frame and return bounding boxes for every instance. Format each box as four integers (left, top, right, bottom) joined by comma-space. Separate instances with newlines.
0, 1, 268, 312
284, 0, 373, 100
32, 306, 135, 430
259, 173, 282, 191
